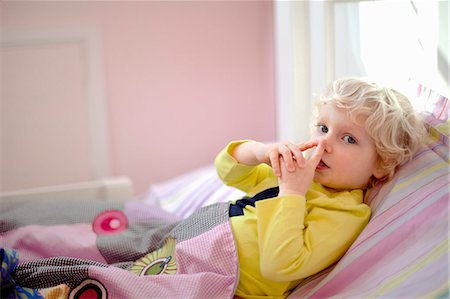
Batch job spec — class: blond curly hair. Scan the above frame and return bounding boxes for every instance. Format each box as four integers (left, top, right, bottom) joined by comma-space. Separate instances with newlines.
316, 77, 426, 184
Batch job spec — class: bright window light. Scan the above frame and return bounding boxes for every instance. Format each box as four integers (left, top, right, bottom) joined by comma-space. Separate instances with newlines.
359, 0, 440, 108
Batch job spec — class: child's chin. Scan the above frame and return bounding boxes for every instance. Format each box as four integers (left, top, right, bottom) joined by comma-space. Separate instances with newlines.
314, 178, 342, 193
313, 172, 325, 181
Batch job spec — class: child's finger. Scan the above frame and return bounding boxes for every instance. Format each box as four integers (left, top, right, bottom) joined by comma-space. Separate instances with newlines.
310, 140, 326, 166
269, 150, 281, 177
279, 144, 296, 172
297, 140, 319, 152
287, 143, 305, 168
294, 152, 306, 168
287, 143, 302, 158
278, 156, 291, 178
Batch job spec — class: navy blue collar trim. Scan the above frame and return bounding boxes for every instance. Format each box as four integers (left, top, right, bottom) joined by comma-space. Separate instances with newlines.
229, 187, 279, 217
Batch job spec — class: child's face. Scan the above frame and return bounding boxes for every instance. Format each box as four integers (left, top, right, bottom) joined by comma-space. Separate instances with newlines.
312, 104, 384, 191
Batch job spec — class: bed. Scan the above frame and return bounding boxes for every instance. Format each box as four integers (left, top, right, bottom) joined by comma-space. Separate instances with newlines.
1, 87, 448, 298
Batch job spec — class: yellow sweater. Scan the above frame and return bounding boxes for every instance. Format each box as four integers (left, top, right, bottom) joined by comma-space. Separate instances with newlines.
215, 141, 371, 299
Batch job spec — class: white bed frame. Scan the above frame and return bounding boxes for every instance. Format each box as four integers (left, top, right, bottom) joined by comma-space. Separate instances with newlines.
0, 177, 133, 202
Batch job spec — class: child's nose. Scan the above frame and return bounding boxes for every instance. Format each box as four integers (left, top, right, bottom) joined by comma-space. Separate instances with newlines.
320, 136, 332, 153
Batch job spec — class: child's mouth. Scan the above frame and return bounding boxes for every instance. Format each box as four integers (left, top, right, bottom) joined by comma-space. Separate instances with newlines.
316, 160, 329, 170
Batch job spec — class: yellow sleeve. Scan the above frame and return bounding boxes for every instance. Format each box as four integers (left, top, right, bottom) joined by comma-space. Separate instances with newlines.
256, 193, 371, 281
214, 140, 278, 194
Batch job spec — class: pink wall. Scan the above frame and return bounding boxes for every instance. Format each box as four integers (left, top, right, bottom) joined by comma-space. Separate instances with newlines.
2, 1, 276, 196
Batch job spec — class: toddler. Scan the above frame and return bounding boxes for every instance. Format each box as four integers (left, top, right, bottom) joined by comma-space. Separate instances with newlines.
215, 77, 425, 298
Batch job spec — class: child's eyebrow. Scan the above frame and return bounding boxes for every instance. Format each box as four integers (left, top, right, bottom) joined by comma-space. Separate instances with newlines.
326, 122, 366, 138
315, 116, 326, 123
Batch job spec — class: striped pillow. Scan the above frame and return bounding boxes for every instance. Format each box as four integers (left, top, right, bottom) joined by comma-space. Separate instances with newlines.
417, 84, 448, 161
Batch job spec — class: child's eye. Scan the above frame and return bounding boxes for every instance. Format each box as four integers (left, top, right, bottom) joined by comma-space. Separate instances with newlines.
318, 124, 328, 134
343, 135, 357, 144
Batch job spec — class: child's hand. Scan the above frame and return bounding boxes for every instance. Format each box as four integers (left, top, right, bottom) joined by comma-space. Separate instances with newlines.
253, 141, 302, 175
232, 140, 324, 179
263, 140, 323, 177
277, 140, 325, 196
